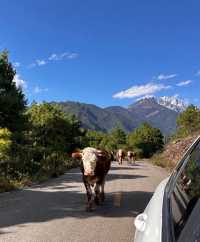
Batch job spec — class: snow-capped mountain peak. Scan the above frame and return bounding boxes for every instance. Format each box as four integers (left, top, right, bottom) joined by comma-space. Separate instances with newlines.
158, 96, 188, 112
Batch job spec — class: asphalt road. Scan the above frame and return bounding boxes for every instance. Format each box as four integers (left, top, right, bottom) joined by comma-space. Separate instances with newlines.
0, 161, 168, 242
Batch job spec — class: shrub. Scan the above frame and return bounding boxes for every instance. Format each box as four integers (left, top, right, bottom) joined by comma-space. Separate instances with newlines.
128, 123, 164, 158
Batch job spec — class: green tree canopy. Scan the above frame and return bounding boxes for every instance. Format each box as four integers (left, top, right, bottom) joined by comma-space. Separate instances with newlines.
27, 103, 83, 152
128, 122, 164, 157
84, 130, 105, 148
176, 105, 200, 136
83, 126, 127, 151
0, 128, 12, 163
102, 126, 127, 151
110, 126, 126, 146
0, 51, 27, 132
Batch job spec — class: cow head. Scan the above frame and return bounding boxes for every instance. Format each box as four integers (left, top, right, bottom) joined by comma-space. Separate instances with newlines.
82, 147, 99, 176
72, 147, 106, 176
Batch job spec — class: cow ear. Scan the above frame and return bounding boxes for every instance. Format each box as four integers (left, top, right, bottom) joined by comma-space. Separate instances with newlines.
97, 153, 104, 157
97, 151, 106, 158
72, 152, 82, 159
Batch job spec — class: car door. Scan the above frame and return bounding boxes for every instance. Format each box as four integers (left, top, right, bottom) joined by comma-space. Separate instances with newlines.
163, 137, 200, 242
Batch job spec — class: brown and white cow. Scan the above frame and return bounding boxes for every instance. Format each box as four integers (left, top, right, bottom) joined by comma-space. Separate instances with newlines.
72, 147, 112, 211
127, 151, 136, 164
116, 149, 126, 165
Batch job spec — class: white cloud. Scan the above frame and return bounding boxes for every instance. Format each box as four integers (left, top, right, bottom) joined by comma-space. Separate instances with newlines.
13, 62, 21, 68
113, 83, 171, 99
48, 52, 79, 61
48, 53, 59, 61
156, 73, 177, 80
29, 52, 79, 68
33, 86, 48, 94
13, 74, 27, 90
176, 80, 192, 87
28, 60, 47, 68
36, 59, 47, 66
27, 63, 36, 68
67, 53, 79, 59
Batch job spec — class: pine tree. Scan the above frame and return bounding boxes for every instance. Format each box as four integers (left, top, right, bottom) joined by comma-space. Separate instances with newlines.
0, 51, 27, 132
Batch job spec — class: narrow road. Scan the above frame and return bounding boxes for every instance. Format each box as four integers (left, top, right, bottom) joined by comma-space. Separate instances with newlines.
0, 161, 168, 242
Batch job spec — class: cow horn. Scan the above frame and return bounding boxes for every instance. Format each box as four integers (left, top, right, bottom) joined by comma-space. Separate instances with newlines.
72, 152, 82, 159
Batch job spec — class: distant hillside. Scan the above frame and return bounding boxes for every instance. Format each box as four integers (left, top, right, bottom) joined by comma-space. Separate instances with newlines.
56, 97, 179, 134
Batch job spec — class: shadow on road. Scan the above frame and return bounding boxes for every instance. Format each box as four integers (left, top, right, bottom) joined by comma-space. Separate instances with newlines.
30, 166, 147, 188
0, 189, 153, 230
0, 162, 151, 233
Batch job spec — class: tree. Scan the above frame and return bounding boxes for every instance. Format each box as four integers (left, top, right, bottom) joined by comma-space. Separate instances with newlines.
84, 130, 105, 148
128, 123, 164, 157
100, 126, 127, 151
0, 51, 27, 132
84, 126, 127, 152
109, 126, 126, 148
25, 103, 84, 176
176, 105, 200, 136
27, 103, 84, 151
0, 128, 12, 178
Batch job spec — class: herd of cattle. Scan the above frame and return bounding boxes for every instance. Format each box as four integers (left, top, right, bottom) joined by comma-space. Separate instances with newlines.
72, 148, 136, 211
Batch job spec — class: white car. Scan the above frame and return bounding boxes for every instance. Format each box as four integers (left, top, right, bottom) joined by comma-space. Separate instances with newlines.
134, 136, 200, 242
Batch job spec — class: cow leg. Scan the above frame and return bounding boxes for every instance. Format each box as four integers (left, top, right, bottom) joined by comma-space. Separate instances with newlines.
84, 181, 93, 211
94, 183, 101, 205
100, 179, 105, 202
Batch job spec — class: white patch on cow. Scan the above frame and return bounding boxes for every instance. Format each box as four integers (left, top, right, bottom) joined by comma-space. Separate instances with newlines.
118, 149, 123, 156
82, 147, 98, 175
127, 151, 131, 156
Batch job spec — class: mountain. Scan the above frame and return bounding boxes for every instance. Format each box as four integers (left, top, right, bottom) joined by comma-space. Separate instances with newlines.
57, 101, 137, 132
57, 97, 179, 134
127, 98, 178, 134
158, 96, 188, 112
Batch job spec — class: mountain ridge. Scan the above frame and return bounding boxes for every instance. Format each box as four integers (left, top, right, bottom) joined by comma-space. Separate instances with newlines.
56, 97, 179, 134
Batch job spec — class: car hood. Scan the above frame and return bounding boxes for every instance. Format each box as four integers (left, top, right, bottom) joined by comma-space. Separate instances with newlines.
134, 177, 169, 242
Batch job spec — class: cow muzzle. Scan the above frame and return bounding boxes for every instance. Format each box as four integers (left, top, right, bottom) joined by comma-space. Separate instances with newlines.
84, 171, 95, 176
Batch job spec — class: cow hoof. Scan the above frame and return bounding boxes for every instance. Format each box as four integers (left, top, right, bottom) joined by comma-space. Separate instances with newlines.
86, 201, 93, 212
94, 196, 100, 205
101, 194, 105, 202
86, 206, 93, 212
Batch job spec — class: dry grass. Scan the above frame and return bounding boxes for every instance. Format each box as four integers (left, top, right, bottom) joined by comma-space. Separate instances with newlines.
150, 134, 199, 171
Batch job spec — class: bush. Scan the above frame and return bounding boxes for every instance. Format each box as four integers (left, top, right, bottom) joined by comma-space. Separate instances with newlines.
150, 153, 174, 170
128, 123, 164, 158
176, 105, 200, 137
0, 177, 17, 192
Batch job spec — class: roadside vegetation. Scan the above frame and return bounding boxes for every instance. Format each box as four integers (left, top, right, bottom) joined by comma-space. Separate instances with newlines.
151, 105, 200, 170
0, 51, 164, 192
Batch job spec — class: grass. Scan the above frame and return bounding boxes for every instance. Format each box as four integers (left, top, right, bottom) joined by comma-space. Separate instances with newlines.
0, 158, 80, 193
150, 153, 175, 171
0, 178, 18, 193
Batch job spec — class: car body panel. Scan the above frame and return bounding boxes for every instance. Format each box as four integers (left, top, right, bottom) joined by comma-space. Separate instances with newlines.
134, 177, 169, 242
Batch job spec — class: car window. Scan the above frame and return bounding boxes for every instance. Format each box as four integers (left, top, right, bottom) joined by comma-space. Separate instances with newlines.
170, 141, 200, 242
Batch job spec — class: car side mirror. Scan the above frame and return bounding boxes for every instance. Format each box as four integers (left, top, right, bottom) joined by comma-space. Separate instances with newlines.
134, 213, 148, 232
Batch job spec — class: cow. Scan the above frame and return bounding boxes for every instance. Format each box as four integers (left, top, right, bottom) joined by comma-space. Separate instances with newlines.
127, 151, 136, 164
72, 147, 112, 211
116, 149, 126, 165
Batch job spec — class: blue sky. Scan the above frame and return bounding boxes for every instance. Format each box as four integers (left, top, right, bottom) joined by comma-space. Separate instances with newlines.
0, 0, 200, 107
